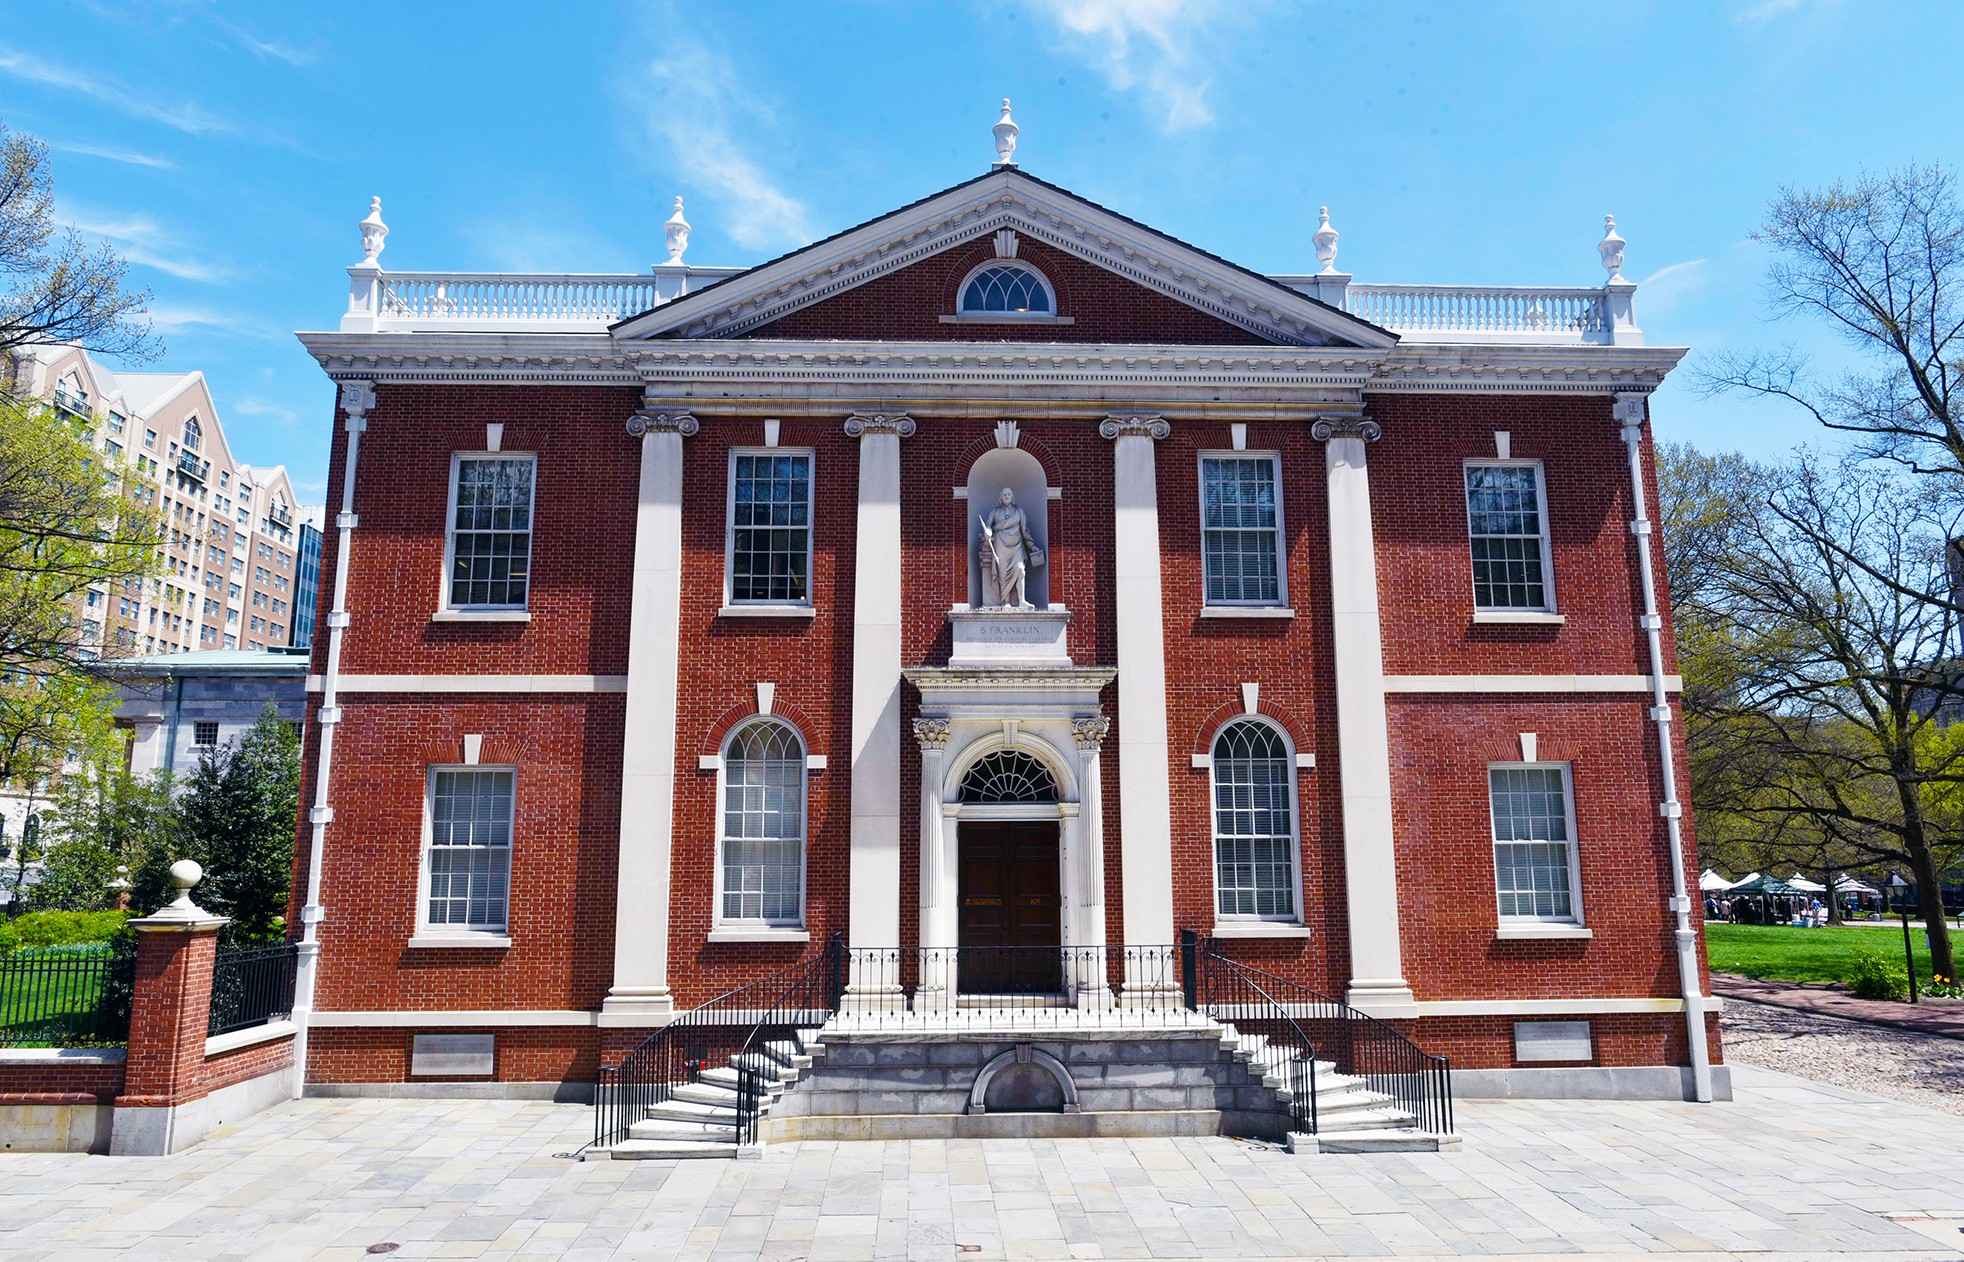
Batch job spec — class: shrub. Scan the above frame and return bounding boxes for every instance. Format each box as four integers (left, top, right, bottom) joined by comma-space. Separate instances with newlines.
0, 909, 130, 953
1844, 948, 1910, 1002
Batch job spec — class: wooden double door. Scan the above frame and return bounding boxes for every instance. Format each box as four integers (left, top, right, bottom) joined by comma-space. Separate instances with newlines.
957, 821, 1063, 995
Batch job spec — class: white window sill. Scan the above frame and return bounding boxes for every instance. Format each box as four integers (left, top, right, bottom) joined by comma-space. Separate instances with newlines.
431, 610, 531, 623
407, 933, 512, 949
1209, 923, 1315, 939
1472, 611, 1566, 626
706, 927, 811, 944
938, 314, 1077, 325
1199, 607, 1295, 620
1495, 923, 1593, 940
718, 604, 816, 619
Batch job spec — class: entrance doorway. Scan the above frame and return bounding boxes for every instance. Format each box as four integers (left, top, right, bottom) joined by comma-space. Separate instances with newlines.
957, 821, 1062, 995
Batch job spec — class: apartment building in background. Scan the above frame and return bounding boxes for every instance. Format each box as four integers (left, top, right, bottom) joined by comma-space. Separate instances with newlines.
9, 344, 319, 658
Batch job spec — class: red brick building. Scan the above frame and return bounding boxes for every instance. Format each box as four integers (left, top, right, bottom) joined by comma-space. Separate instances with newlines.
291, 142, 1721, 1116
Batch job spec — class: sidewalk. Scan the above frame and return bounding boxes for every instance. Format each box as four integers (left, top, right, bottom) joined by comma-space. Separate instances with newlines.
1712, 971, 1964, 1039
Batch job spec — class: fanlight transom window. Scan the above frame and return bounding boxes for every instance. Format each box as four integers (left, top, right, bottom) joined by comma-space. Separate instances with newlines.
960, 750, 1058, 803
960, 264, 1053, 315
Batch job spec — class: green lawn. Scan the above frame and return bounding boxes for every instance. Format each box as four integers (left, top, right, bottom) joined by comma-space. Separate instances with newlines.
0, 944, 121, 1047
1706, 923, 1943, 986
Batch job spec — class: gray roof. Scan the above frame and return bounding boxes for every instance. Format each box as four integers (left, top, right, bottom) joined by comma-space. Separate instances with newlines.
99, 648, 310, 677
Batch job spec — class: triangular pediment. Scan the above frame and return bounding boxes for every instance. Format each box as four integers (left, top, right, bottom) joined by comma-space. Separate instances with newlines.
611, 169, 1397, 349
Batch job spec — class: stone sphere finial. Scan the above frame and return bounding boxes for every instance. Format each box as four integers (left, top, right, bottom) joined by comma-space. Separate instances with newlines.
664, 196, 691, 265
1599, 213, 1626, 282
993, 98, 1019, 167
1313, 206, 1340, 274
167, 859, 204, 910
358, 196, 388, 268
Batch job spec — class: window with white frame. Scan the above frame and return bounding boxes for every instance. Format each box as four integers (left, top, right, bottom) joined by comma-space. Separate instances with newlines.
424, 767, 514, 933
959, 263, 1054, 315
1200, 454, 1285, 606
718, 720, 806, 925
1488, 764, 1582, 923
1464, 463, 1553, 611
727, 451, 813, 605
446, 456, 534, 609
1211, 719, 1299, 920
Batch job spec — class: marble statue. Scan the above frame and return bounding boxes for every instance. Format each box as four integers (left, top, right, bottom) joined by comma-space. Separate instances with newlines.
978, 487, 1044, 609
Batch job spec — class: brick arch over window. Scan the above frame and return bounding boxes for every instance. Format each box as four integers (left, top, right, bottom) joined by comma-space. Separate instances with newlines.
949, 428, 1065, 488
935, 237, 1075, 316
1190, 698, 1314, 760
699, 695, 824, 759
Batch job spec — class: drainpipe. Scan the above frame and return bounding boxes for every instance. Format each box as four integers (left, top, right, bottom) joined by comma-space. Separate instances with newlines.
1616, 394, 1713, 1103
163, 673, 183, 779
291, 381, 374, 1095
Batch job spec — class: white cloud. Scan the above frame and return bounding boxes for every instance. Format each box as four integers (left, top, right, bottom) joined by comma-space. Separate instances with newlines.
617, 35, 812, 252
1026, 0, 1220, 132
65, 208, 236, 284
145, 305, 279, 340
231, 396, 303, 429
211, 17, 319, 66
1635, 259, 1709, 320
46, 140, 175, 170
0, 46, 241, 136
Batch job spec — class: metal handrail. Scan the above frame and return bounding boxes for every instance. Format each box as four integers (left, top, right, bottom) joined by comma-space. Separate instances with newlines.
1189, 933, 1453, 1135
1186, 941, 1319, 1134
593, 933, 845, 1149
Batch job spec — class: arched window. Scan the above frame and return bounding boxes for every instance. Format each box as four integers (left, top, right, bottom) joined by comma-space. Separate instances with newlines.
960, 750, 1057, 803
719, 719, 806, 925
960, 264, 1054, 315
1210, 720, 1298, 920
183, 417, 202, 450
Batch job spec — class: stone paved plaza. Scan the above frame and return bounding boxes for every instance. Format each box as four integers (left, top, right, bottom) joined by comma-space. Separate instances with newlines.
1, 1065, 1958, 1261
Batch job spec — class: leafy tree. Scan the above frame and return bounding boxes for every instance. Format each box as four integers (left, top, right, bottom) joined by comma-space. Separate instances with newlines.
169, 706, 300, 939
0, 390, 163, 678
30, 762, 174, 911
0, 120, 156, 361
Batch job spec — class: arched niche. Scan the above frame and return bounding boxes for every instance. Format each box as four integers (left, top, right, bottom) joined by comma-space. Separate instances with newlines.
966, 446, 1051, 609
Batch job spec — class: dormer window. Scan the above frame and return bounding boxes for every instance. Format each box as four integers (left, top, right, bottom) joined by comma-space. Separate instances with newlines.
959, 263, 1054, 316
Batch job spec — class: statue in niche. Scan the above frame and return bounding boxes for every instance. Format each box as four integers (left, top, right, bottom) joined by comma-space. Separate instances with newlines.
978, 487, 1045, 609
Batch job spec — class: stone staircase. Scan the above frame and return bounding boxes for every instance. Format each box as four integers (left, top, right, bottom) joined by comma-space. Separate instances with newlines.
1222, 1029, 1457, 1153
599, 1019, 1450, 1158
603, 1031, 822, 1160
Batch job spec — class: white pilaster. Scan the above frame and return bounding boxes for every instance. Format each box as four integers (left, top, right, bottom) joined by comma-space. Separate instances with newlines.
1312, 416, 1417, 1018
1070, 714, 1114, 1009
846, 412, 915, 1004
602, 409, 698, 1021
1099, 414, 1176, 1002
912, 718, 955, 1010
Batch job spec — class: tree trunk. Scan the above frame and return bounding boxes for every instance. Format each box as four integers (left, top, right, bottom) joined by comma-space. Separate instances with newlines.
1823, 862, 1843, 925
1907, 842, 1956, 981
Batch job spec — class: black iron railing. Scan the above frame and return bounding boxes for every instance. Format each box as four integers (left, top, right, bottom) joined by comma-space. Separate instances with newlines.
1186, 932, 1453, 1135
595, 934, 845, 1149
0, 944, 132, 1048
208, 942, 299, 1036
830, 944, 1192, 1028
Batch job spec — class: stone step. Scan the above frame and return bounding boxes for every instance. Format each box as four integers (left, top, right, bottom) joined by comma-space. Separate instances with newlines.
646, 1097, 742, 1125
629, 1117, 739, 1143
672, 1081, 741, 1107
699, 1064, 785, 1094
1308, 1106, 1423, 1134
762, 1040, 813, 1070
1290, 1128, 1461, 1154
605, 1138, 757, 1160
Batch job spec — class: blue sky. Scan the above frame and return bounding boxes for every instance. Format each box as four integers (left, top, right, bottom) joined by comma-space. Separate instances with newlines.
5, 0, 1959, 504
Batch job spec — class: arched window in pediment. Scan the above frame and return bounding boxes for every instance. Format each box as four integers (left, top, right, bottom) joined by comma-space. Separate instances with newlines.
960, 263, 1054, 315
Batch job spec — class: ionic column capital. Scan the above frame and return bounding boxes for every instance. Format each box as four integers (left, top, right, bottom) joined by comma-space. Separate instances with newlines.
912, 717, 951, 752
845, 412, 916, 438
627, 410, 699, 438
1310, 418, 1382, 444
1099, 413, 1171, 441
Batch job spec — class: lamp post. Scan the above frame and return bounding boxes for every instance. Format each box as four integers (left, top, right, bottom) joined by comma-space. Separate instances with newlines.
1887, 873, 1918, 1003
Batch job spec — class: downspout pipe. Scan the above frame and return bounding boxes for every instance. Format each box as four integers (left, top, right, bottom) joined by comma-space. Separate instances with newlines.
291, 380, 374, 1096
1616, 393, 1714, 1103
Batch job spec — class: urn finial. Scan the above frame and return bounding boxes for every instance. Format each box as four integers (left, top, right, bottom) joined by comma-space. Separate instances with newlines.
1312, 206, 1340, 274
992, 99, 1019, 168
1599, 213, 1627, 283
357, 196, 388, 268
664, 196, 691, 265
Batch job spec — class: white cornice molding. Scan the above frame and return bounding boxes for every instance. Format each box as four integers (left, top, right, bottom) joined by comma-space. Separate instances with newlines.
609, 171, 1396, 349
1372, 343, 1687, 394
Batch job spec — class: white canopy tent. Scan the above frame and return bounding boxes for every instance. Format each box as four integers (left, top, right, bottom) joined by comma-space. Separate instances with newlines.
1700, 869, 1735, 891
1786, 873, 1827, 893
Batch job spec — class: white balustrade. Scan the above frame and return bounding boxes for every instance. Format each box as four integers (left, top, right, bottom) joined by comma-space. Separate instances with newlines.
1343, 284, 1613, 344
346, 269, 744, 332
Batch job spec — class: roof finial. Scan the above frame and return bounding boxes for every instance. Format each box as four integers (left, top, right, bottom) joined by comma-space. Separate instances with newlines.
992, 98, 1019, 168
1312, 206, 1340, 274
1598, 213, 1626, 283
664, 196, 691, 265
357, 196, 388, 269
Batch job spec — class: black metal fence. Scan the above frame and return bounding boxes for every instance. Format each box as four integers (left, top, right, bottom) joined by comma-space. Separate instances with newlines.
208, 942, 299, 1036
0, 944, 132, 1048
595, 934, 846, 1149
